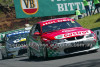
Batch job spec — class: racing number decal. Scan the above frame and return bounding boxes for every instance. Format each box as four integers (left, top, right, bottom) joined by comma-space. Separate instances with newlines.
29, 41, 39, 51
29, 36, 41, 52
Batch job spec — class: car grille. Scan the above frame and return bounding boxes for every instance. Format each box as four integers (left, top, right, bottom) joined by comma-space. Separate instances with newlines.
66, 36, 84, 41
10, 42, 26, 48
64, 46, 90, 54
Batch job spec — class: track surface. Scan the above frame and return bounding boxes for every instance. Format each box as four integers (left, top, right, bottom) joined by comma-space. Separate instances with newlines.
0, 48, 100, 67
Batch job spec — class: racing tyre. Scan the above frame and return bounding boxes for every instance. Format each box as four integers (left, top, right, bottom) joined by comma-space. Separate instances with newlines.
91, 49, 98, 53
88, 49, 98, 54
43, 47, 48, 60
27, 48, 35, 60
1, 54, 6, 60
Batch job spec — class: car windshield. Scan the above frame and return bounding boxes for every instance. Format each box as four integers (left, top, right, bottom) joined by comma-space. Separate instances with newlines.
42, 21, 82, 33
6, 33, 28, 44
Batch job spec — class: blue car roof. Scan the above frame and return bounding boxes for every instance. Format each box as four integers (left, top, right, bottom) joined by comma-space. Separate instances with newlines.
6, 30, 30, 37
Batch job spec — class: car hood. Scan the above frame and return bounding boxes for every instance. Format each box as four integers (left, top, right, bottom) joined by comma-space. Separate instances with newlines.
42, 27, 92, 40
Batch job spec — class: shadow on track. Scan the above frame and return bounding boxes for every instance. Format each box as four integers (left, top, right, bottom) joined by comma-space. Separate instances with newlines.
60, 59, 100, 67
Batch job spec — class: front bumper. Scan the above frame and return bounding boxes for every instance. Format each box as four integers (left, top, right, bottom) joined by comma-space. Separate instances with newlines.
47, 37, 99, 57
7, 47, 27, 58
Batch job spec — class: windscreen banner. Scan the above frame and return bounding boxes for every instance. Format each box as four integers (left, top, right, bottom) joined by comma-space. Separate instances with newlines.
14, 0, 93, 18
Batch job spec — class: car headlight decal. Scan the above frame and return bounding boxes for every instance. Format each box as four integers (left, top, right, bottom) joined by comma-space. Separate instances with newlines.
50, 39, 66, 44
86, 33, 95, 38
55, 35, 63, 39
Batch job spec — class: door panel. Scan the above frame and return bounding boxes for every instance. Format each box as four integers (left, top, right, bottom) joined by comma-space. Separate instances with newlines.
28, 24, 42, 57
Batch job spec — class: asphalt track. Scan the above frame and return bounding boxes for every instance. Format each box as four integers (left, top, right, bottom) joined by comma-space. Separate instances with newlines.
0, 48, 100, 67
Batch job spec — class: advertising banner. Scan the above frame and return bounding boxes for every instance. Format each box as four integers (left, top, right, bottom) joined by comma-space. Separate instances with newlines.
14, 0, 93, 18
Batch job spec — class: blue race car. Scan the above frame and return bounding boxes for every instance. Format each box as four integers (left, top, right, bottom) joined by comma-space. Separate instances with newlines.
0, 30, 30, 59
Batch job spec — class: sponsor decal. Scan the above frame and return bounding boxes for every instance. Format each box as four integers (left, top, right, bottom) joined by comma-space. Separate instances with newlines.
55, 35, 63, 39
55, 30, 91, 39
94, 30, 100, 41
29, 42, 39, 50
42, 18, 74, 26
20, 0, 39, 15
71, 21, 75, 23
65, 31, 91, 37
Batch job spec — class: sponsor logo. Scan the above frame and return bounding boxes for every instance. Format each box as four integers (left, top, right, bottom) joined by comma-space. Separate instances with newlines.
64, 31, 91, 38
55, 30, 91, 39
20, 0, 38, 15
55, 35, 63, 39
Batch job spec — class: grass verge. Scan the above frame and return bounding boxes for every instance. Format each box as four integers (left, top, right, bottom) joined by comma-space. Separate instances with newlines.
76, 14, 100, 29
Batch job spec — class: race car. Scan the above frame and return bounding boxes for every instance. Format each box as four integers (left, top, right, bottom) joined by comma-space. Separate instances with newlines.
1, 30, 30, 59
0, 26, 32, 43
26, 18, 99, 59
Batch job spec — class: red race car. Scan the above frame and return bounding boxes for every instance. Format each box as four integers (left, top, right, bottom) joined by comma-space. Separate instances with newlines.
26, 18, 99, 59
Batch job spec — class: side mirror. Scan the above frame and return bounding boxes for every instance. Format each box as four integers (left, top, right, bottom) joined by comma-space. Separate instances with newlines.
34, 32, 41, 36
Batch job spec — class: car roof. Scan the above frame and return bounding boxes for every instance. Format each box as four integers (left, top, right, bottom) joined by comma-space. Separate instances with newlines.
37, 18, 75, 26
6, 30, 30, 37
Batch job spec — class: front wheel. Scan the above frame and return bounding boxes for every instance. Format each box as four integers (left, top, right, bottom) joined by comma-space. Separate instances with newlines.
1, 48, 7, 60
1, 53, 6, 60
90, 49, 98, 53
27, 48, 33, 59
43, 47, 48, 60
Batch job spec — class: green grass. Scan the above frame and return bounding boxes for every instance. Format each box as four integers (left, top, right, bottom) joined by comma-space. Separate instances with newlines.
76, 14, 100, 29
